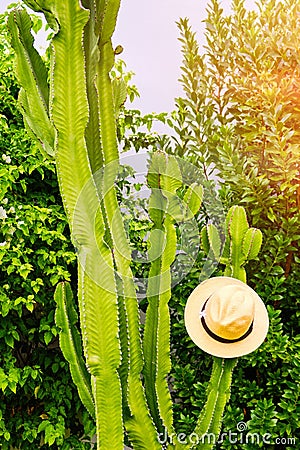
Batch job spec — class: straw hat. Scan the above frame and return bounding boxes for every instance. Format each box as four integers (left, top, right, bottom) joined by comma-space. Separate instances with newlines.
184, 276, 269, 358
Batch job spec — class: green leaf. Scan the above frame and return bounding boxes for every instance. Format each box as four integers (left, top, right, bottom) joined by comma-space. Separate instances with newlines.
147, 151, 167, 189
44, 331, 53, 346
20, 0, 58, 31
5, 335, 14, 348
160, 154, 182, 194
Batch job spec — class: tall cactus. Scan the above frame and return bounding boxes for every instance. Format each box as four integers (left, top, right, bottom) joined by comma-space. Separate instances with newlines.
8, 2, 263, 449
8, 1, 157, 448
143, 152, 203, 446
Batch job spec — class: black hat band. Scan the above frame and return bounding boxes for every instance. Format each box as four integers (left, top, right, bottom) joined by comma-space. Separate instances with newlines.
200, 299, 254, 344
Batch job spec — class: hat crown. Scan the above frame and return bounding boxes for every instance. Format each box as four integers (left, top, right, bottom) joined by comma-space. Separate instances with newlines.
205, 285, 255, 340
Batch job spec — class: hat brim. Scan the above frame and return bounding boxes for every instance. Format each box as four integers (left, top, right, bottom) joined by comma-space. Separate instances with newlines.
184, 276, 269, 358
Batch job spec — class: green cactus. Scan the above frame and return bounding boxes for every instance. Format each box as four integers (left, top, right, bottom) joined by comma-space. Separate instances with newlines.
202, 205, 262, 283
197, 205, 263, 449
8, 1, 263, 449
223, 205, 262, 282
201, 223, 222, 260
54, 282, 95, 419
144, 153, 182, 443
8, 7, 55, 158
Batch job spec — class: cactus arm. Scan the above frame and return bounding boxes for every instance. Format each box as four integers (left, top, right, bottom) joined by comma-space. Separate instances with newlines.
51, 1, 124, 446
91, 373, 123, 449
143, 153, 170, 432
155, 157, 185, 441
97, 3, 161, 445
47, 0, 94, 224
7, 8, 55, 158
225, 205, 249, 282
191, 206, 263, 449
90, 3, 160, 446
80, 0, 123, 173
97, 43, 119, 164
143, 246, 165, 431
155, 217, 176, 437
97, 0, 121, 44
188, 357, 236, 450
82, 0, 104, 174
123, 289, 162, 450
242, 228, 263, 261
79, 255, 123, 449
54, 282, 95, 419
26, 1, 124, 447
203, 206, 261, 282
77, 252, 124, 450
205, 358, 237, 443
142, 153, 183, 443
188, 358, 236, 449
144, 157, 203, 447
96, 0, 121, 164
189, 357, 224, 443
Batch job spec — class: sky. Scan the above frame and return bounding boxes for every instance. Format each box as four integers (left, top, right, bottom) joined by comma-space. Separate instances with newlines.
1, 0, 256, 114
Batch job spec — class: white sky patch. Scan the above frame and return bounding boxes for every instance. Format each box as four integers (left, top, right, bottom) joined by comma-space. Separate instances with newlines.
1, 0, 257, 113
